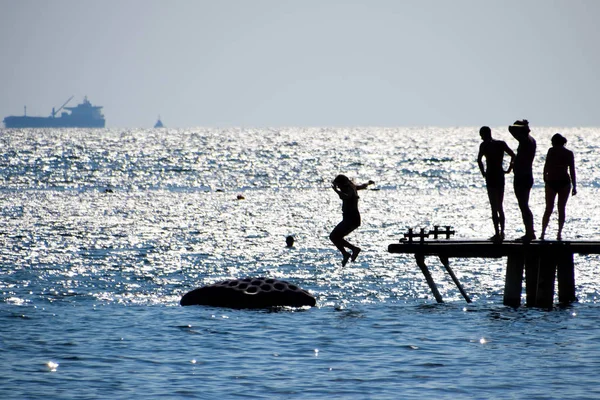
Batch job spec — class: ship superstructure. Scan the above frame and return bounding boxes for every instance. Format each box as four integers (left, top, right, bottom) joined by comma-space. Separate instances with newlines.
3, 96, 106, 128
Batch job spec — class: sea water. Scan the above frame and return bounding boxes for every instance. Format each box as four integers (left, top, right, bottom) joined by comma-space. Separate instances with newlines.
1, 126, 600, 399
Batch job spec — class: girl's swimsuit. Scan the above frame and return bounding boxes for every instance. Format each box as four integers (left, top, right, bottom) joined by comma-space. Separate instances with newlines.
546, 179, 571, 192
333, 191, 361, 236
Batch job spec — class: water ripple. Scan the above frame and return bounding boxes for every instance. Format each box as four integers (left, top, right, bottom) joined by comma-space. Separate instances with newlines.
2, 127, 600, 398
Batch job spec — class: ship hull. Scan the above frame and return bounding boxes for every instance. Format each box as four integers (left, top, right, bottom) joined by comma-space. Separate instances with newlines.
3, 116, 105, 128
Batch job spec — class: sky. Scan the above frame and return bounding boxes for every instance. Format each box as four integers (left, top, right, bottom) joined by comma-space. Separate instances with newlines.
1, 0, 599, 128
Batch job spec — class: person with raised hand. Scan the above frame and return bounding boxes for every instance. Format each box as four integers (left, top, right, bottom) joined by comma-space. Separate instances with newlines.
330, 174, 375, 266
508, 119, 537, 241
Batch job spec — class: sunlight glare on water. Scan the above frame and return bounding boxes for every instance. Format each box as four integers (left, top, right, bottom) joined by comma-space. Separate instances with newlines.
1, 126, 600, 399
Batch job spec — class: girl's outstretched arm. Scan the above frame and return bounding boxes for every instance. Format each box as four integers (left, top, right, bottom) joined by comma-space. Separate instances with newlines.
356, 180, 375, 190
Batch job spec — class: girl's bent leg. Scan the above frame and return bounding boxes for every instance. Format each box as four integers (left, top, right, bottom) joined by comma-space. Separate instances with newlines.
330, 220, 358, 266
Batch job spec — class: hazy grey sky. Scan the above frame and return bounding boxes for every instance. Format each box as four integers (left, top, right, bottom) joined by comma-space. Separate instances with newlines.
1, 0, 598, 128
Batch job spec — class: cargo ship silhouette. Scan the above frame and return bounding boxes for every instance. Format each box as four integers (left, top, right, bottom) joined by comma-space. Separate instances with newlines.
3, 96, 105, 128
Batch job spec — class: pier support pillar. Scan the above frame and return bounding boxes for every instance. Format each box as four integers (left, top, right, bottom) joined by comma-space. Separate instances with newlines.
504, 253, 524, 307
557, 251, 577, 304
535, 251, 557, 309
439, 255, 472, 303
525, 252, 541, 307
415, 254, 444, 303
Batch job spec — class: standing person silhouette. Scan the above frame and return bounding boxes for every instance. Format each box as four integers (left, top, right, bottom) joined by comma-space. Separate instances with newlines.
540, 133, 577, 241
330, 174, 374, 267
477, 126, 515, 241
508, 119, 537, 241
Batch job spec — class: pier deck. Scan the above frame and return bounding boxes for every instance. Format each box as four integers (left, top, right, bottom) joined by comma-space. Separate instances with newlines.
389, 239, 600, 258
388, 236, 600, 308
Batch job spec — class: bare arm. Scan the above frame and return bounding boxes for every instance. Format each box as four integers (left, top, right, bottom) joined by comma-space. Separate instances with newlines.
569, 151, 577, 195
477, 144, 486, 177
356, 180, 375, 190
331, 183, 343, 196
332, 183, 353, 199
504, 143, 516, 174
543, 149, 551, 181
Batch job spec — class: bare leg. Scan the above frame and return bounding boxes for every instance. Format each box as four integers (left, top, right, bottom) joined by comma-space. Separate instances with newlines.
556, 184, 571, 240
487, 187, 502, 238
541, 185, 557, 240
330, 233, 351, 264
330, 222, 358, 267
338, 237, 360, 263
351, 247, 361, 262
490, 208, 500, 237
342, 253, 351, 267
498, 188, 506, 239
498, 207, 506, 239
515, 184, 535, 239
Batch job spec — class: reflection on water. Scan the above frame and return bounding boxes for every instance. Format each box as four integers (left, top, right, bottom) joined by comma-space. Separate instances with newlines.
1, 127, 600, 399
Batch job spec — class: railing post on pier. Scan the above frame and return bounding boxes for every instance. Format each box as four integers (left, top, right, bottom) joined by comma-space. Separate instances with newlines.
504, 253, 524, 307
557, 251, 577, 304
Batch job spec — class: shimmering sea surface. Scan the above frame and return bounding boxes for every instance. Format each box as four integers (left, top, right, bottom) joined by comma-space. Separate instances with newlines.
2, 126, 600, 399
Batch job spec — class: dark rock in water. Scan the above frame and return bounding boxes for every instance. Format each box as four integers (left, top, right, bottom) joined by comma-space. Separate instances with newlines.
180, 277, 316, 309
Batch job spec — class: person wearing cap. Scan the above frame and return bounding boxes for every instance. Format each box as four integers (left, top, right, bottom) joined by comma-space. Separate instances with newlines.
477, 126, 516, 241
540, 133, 577, 241
508, 119, 537, 241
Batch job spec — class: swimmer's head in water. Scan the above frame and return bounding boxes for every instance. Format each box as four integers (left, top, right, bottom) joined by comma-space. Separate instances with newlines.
285, 235, 294, 247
